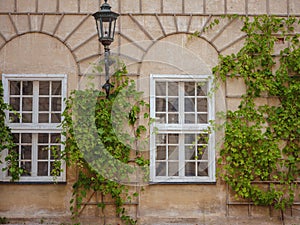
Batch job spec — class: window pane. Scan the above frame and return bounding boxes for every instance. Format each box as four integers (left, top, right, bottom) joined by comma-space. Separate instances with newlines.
185, 146, 195, 160
21, 133, 32, 143
156, 134, 166, 145
38, 133, 49, 143
51, 133, 61, 143
197, 98, 207, 112
156, 98, 166, 112
185, 113, 195, 124
185, 134, 195, 144
155, 113, 166, 123
21, 146, 31, 160
184, 82, 195, 96
50, 145, 61, 160
168, 82, 178, 96
12, 133, 19, 143
21, 161, 31, 176
9, 113, 19, 123
168, 134, 178, 144
197, 82, 208, 96
156, 146, 166, 160
22, 97, 32, 111
39, 97, 49, 111
39, 81, 50, 95
168, 98, 178, 112
52, 81, 62, 95
22, 81, 33, 95
22, 113, 32, 123
168, 162, 179, 176
198, 146, 208, 160
156, 82, 166, 96
51, 97, 61, 111
185, 162, 195, 176
197, 114, 207, 123
168, 146, 178, 160
51, 113, 61, 123
10, 81, 20, 95
156, 162, 166, 176
198, 133, 208, 144
10, 97, 20, 111
168, 114, 178, 124
50, 162, 60, 176
38, 162, 48, 176
38, 145, 49, 159
198, 162, 208, 176
184, 98, 195, 112
39, 113, 49, 123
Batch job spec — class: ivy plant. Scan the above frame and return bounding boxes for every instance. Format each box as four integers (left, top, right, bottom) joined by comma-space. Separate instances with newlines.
214, 15, 300, 216
59, 64, 149, 224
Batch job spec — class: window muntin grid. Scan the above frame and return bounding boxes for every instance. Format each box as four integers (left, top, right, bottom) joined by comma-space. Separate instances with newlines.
1, 74, 66, 182
150, 74, 215, 183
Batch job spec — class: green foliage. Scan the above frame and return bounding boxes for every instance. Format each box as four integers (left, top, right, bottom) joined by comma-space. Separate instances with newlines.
0, 81, 22, 181
59, 64, 149, 224
214, 15, 300, 211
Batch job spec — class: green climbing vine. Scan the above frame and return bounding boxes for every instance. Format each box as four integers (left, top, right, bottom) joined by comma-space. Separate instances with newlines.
0, 81, 23, 181
60, 64, 149, 224
214, 15, 300, 213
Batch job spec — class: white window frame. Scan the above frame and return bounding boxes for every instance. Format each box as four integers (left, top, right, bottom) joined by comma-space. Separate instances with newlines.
0, 74, 67, 182
150, 74, 215, 183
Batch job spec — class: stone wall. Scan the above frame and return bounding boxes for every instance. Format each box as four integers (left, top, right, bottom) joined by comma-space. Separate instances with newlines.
0, 0, 300, 224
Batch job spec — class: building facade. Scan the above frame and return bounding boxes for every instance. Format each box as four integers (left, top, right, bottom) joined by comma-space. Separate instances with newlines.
0, 0, 300, 224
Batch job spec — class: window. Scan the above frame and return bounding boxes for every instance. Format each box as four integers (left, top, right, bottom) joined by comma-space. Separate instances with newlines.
0, 74, 67, 182
150, 74, 215, 183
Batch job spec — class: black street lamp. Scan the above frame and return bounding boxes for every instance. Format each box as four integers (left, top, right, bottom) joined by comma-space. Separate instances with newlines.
93, 0, 119, 98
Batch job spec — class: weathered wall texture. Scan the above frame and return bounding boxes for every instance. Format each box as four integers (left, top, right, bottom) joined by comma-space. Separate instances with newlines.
0, 0, 300, 224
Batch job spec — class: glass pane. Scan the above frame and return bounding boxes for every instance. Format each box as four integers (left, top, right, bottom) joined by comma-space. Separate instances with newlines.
184, 98, 195, 112
9, 113, 19, 123
38, 162, 48, 176
197, 98, 208, 112
52, 81, 62, 95
168, 98, 178, 112
22, 97, 32, 111
155, 162, 166, 176
168, 134, 179, 144
156, 82, 166, 96
21, 162, 31, 176
198, 146, 208, 160
185, 113, 195, 124
22, 113, 32, 123
168, 114, 178, 124
38, 145, 49, 159
168, 82, 178, 96
51, 113, 61, 123
39, 113, 49, 123
185, 162, 195, 176
51, 133, 61, 143
12, 133, 19, 143
155, 113, 166, 123
168, 146, 178, 160
21, 133, 32, 143
198, 162, 208, 176
39, 97, 49, 111
38, 133, 49, 143
184, 82, 195, 96
10, 97, 20, 111
21, 146, 31, 160
39, 81, 50, 95
197, 114, 207, 123
197, 82, 208, 96
185, 146, 195, 160
185, 134, 195, 144
168, 162, 179, 176
198, 133, 208, 144
10, 81, 20, 95
51, 97, 61, 111
156, 134, 166, 145
22, 81, 33, 95
156, 98, 166, 112
156, 146, 166, 160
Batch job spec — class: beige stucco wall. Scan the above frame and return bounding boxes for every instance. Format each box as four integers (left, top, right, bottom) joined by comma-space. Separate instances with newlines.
0, 0, 300, 224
